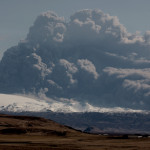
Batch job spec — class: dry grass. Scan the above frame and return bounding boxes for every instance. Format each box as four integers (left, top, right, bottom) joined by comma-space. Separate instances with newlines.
0, 114, 150, 150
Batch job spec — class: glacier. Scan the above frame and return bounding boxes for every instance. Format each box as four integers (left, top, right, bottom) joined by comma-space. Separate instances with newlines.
0, 94, 147, 113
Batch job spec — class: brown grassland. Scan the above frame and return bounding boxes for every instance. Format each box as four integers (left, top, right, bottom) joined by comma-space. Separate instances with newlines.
0, 114, 150, 150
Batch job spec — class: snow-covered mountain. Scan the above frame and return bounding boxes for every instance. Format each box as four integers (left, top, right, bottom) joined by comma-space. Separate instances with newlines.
0, 94, 50, 112
0, 94, 148, 113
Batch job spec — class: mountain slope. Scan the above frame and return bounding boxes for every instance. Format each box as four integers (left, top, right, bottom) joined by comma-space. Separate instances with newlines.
0, 114, 78, 136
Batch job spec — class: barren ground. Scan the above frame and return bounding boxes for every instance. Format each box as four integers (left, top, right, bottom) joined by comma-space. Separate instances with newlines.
0, 114, 150, 150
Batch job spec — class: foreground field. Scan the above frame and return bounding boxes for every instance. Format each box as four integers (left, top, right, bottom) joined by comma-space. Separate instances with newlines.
1, 134, 150, 150
0, 114, 150, 150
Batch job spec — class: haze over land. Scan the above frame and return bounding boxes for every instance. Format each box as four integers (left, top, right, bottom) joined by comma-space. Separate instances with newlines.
1, 9, 150, 111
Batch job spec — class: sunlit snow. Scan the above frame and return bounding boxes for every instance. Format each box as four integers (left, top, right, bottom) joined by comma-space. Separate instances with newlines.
0, 94, 147, 113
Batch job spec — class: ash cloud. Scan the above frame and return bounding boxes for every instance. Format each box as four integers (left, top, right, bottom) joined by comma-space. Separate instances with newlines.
77, 59, 99, 80
1, 9, 150, 110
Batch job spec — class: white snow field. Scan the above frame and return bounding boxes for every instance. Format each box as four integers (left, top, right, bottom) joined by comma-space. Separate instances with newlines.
0, 94, 147, 113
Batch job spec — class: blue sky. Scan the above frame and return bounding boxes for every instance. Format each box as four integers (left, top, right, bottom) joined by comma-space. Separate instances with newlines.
0, 0, 150, 59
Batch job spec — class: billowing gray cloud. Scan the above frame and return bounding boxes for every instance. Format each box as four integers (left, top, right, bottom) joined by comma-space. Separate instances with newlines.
28, 53, 52, 78
123, 79, 150, 94
103, 67, 150, 79
27, 11, 66, 45
1, 9, 150, 110
144, 30, 150, 43
59, 59, 78, 84
77, 59, 99, 79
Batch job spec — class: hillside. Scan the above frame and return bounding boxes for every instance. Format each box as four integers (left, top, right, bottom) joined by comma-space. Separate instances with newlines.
0, 114, 77, 136
1, 114, 150, 150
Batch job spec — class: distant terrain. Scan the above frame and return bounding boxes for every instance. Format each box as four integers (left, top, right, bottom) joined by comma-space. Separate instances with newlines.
2, 111, 150, 135
2, 94, 150, 135
1, 114, 150, 150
